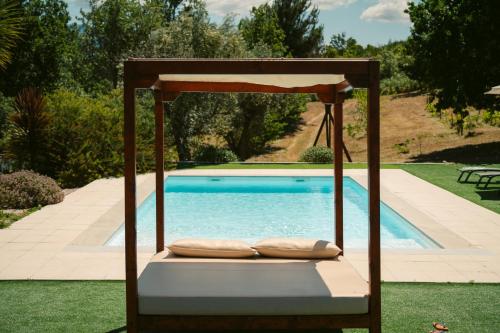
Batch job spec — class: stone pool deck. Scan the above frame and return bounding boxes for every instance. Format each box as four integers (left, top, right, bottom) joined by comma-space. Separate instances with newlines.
0, 169, 499, 282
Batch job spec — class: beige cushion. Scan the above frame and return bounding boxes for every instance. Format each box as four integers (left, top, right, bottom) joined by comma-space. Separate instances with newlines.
138, 251, 368, 315
167, 239, 256, 258
253, 238, 341, 259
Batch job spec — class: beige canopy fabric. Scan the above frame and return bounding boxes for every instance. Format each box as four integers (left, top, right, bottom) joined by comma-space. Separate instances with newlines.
485, 85, 500, 95
158, 74, 347, 89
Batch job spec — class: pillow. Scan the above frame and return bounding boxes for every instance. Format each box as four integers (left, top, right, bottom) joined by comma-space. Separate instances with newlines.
253, 238, 341, 259
167, 239, 256, 258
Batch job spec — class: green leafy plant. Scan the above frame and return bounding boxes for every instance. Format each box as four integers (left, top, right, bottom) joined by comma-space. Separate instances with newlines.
0, 0, 23, 70
299, 146, 333, 163
482, 109, 500, 127
193, 144, 238, 163
394, 139, 411, 154
0, 170, 63, 209
5, 88, 50, 172
346, 89, 368, 138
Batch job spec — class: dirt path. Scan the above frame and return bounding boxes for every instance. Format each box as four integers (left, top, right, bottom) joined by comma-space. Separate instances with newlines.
248, 95, 500, 163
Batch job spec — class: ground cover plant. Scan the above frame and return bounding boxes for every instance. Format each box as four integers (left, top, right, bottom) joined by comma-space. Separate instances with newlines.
0, 281, 498, 333
0, 170, 63, 209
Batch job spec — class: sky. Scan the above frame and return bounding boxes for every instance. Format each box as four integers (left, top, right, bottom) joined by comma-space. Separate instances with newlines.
66, 0, 412, 46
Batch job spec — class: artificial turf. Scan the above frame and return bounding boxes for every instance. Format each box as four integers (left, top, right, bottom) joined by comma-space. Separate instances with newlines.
0, 281, 498, 333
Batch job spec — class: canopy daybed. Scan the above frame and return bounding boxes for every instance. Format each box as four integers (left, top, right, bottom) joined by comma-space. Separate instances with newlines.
123, 58, 381, 332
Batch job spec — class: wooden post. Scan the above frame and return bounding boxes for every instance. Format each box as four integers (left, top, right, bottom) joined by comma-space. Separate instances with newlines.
326, 104, 331, 148
367, 61, 381, 333
124, 80, 138, 333
154, 91, 165, 254
333, 102, 343, 250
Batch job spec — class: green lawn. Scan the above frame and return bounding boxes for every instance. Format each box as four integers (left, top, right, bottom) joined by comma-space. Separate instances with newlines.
182, 162, 500, 214
0, 207, 40, 229
0, 281, 498, 332
400, 163, 500, 214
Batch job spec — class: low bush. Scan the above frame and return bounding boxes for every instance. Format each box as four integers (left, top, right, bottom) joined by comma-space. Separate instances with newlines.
193, 145, 239, 163
0, 171, 64, 209
299, 146, 333, 163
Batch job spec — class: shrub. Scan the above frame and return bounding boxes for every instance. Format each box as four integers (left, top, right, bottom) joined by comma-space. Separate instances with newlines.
299, 146, 333, 163
0, 170, 64, 209
193, 145, 238, 163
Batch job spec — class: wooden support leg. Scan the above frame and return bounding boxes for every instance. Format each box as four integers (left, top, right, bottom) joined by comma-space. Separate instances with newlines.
313, 110, 328, 146
124, 83, 138, 333
154, 93, 165, 254
368, 61, 382, 333
330, 116, 353, 162
333, 103, 343, 250
326, 105, 331, 148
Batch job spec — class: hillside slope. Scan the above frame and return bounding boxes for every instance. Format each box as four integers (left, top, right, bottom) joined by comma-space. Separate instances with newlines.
248, 95, 500, 163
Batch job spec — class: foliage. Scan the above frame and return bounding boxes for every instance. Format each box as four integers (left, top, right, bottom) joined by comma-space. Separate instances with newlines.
222, 93, 308, 159
0, 91, 13, 139
482, 109, 500, 127
4, 88, 50, 171
299, 146, 333, 163
153, 0, 184, 22
407, 0, 500, 134
239, 4, 287, 56
324, 33, 365, 58
0, 0, 76, 95
193, 144, 238, 163
148, 9, 246, 159
377, 42, 419, 95
42, 89, 124, 187
0, 0, 24, 70
78, 0, 163, 91
0, 207, 38, 229
394, 139, 411, 154
0, 170, 63, 209
272, 0, 323, 57
345, 89, 368, 138
325, 36, 417, 95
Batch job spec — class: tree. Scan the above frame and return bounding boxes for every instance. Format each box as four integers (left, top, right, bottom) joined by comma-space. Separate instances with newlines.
407, 0, 500, 134
0, 0, 75, 96
324, 33, 364, 58
152, 0, 184, 22
147, 3, 247, 160
272, 0, 323, 57
78, 0, 162, 91
239, 4, 287, 56
0, 0, 23, 70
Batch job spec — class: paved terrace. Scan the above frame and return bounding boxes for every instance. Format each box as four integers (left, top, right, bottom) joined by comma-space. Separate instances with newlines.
0, 169, 499, 282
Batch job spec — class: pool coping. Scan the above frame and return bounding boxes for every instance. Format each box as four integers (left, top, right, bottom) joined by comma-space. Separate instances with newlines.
1, 169, 499, 282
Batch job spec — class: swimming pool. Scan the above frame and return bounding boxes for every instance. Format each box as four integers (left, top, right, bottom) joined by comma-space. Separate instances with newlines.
107, 176, 439, 249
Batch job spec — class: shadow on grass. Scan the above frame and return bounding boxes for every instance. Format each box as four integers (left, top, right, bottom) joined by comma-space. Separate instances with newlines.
475, 189, 500, 200
106, 326, 127, 333
410, 141, 500, 164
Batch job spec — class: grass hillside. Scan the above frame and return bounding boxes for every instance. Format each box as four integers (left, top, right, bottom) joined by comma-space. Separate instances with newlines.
248, 94, 500, 163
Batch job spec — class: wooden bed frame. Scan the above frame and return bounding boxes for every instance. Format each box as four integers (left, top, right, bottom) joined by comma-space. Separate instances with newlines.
123, 58, 381, 332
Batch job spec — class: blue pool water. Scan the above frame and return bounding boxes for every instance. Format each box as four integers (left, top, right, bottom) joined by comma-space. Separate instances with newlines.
107, 176, 439, 249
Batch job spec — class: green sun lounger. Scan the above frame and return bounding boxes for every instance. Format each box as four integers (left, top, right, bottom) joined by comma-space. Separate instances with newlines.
457, 166, 500, 182
475, 171, 500, 189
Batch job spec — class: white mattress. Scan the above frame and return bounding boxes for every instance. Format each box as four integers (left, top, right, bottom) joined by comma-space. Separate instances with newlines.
138, 252, 368, 315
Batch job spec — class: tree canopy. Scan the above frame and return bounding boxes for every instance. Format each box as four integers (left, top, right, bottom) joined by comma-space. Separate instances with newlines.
0, 0, 75, 95
0, 0, 24, 70
407, 0, 500, 133
273, 0, 323, 57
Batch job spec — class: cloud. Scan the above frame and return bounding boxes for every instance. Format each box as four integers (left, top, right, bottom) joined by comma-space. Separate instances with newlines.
205, 0, 357, 17
360, 0, 409, 23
